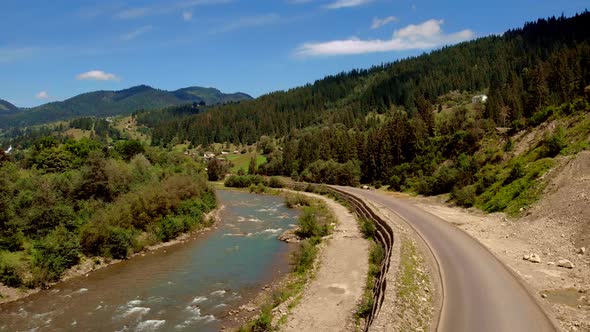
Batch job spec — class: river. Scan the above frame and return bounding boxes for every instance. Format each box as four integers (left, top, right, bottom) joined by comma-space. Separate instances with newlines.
0, 190, 299, 332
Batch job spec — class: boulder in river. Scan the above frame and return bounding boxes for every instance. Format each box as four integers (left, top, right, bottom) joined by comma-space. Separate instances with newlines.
278, 229, 301, 243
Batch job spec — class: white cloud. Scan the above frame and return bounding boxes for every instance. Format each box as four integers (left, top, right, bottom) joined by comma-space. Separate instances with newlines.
296, 19, 474, 56
121, 25, 153, 41
183, 11, 193, 21
35, 91, 50, 100
395, 19, 443, 40
371, 15, 398, 29
324, 0, 372, 9
212, 14, 281, 33
76, 70, 120, 81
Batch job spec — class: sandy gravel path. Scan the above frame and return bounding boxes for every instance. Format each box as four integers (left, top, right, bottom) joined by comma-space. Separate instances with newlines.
281, 193, 369, 332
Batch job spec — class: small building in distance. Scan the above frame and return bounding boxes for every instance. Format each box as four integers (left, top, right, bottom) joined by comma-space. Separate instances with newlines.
204, 152, 216, 160
472, 94, 488, 104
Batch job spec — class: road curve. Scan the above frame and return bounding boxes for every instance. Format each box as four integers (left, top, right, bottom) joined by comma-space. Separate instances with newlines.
333, 186, 557, 332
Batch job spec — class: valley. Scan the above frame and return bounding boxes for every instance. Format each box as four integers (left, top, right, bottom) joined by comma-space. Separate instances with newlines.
1, 8, 589, 332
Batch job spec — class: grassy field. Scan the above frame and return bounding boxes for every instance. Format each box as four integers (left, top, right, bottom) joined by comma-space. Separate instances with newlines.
226, 153, 267, 173
113, 116, 150, 143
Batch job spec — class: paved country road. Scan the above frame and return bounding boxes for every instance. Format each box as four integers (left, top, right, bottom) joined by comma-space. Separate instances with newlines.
333, 186, 557, 332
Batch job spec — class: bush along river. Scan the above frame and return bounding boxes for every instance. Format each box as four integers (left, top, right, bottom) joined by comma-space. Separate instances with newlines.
0, 190, 300, 332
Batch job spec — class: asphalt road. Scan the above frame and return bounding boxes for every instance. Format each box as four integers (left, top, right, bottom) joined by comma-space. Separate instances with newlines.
334, 186, 557, 332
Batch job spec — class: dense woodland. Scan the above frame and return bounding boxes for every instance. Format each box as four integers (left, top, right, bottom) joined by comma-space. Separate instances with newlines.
145, 12, 590, 146
142, 12, 590, 209
0, 136, 215, 288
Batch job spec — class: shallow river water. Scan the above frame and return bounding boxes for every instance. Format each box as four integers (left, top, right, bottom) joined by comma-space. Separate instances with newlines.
0, 190, 299, 332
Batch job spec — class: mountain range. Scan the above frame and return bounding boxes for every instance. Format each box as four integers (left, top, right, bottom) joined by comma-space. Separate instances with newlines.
0, 99, 19, 114
0, 85, 252, 128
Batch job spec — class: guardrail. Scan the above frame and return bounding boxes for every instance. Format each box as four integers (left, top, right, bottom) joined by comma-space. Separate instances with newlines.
287, 182, 394, 331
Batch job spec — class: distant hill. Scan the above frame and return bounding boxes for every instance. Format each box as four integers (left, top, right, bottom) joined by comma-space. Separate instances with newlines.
173, 87, 252, 105
0, 99, 19, 114
0, 85, 252, 128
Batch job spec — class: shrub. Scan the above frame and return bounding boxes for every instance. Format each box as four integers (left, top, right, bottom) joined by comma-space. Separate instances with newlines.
413, 176, 436, 195
116, 140, 145, 161
293, 238, 319, 274
80, 223, 132, 259
542, 128, 566, 157
359, 217, 376, 238
296, 207, 328, 238
251, 309, 273, 332
224, 175, 265, 188
302, 159, 361, 186
503, 162, 525, 185
284, 194, 311, 208
528, 106, 555, 127
0, 229, 24, 252
450, 185, 476, 207
267, 177, 285, 188
207, 158, 229, 181
249, 183, 267, 194
475, 169, 497, 195
388, 175, 402, 191
504, 139, 514, 152
104, 227, 133, 259
0, 259, 23, 287
369, 243, 384, 267
238, 307, 273, 332
157, 215, 188, 242
31, 226, 81, 284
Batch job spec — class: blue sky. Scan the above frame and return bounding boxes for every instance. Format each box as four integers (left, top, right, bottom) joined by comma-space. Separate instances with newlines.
1, 0, 587, 107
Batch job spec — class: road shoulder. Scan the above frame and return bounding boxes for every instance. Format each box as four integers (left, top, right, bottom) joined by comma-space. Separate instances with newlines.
357, 194, 437, 332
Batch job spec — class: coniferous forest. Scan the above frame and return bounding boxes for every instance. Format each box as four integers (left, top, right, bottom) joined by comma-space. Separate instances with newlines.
143, 12, 590, 191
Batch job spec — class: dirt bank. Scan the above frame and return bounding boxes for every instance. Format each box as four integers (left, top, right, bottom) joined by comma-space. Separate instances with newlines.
408, 151, 590, 331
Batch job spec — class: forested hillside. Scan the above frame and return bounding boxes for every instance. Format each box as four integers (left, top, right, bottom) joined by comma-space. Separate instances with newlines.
0, 99, 18, 114
0, 85, 252, 129
146, 12, 589, 146
143, 12, 590, 212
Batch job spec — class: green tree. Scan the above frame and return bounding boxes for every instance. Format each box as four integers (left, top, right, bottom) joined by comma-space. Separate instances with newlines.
32, 225, 81, 284
116, 140, 145, 161
207, 158, 227, 181
248, 155, 257, 175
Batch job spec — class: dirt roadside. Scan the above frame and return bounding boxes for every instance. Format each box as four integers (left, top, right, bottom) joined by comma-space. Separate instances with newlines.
399, 151, 590, 332
279, 192, 369, 332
